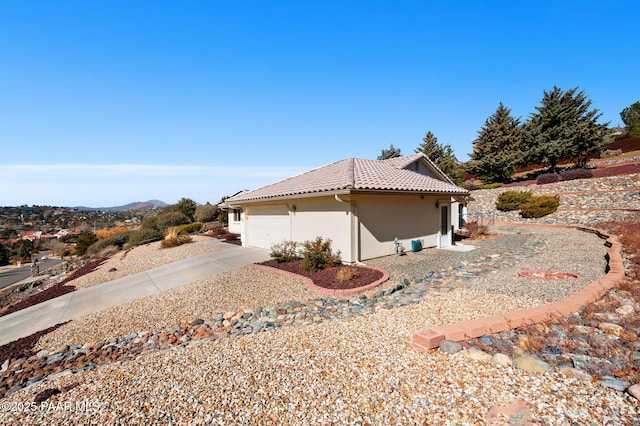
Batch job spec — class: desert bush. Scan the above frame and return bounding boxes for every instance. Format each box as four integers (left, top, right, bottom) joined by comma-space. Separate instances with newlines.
336, 266, 360, 282
207, 227, 227, 237
478, 182, 502, 190
161, 227, 193, 249
128, 228, 163, 246
94, 244, 121, 258
600, 149, 622, 158
222, 233, 240, 242
87, 231, 130, 256
194, 202, 219, 223
520, 195, 560, 218
536, 173, 561, 185
301, 236, 341, 272
155, 210, 191, 231
464, 221, 489, 238
270, 240, 299, 263
495, 190, 533, 211
176, 222, 203, 235
462, 180, 478, 191
560, 168, 593, 181
95, 226, 129, 240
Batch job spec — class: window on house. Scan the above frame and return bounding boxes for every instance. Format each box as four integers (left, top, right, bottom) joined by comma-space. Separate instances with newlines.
233, 209, 241, 222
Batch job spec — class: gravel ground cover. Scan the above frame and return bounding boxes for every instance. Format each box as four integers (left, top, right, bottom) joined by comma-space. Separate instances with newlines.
0, 223, 629, 424
1, 170, 638, 424
34, 266, 318, 350
68, 236, 219, 290
2, 286, 637, 425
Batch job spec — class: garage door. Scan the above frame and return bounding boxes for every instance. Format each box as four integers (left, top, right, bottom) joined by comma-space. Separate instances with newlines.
246, 205, 290, 250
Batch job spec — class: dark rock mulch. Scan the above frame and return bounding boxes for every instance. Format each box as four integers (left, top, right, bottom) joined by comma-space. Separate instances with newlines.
259, 259, 384, 290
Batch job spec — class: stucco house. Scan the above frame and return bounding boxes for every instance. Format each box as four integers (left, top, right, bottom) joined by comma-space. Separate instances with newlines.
223, 153, 469, 263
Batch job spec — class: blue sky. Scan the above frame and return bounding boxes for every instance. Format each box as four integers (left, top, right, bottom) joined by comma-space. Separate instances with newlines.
1, 1, 638, 207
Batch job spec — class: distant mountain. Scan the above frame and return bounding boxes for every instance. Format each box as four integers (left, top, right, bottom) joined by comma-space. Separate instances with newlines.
74, 200, 169, 211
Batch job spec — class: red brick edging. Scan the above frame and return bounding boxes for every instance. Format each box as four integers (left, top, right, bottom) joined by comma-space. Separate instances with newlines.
411, 224, 626, 351
249, 264, 390, 297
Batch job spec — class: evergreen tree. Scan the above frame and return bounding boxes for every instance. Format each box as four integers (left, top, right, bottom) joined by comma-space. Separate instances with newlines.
0, 243, 10, 266
415, 131, 463, 184
467, 103, 522, 183
194, 202, 219, 223
522, 86, 608, 171
174, 198, 197, 222
377, 144, 401, 160
621, 101, 640, 137
75, 230, 98, 256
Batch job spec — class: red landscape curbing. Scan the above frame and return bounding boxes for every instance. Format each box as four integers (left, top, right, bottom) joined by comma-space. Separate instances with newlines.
411, 225, 626, 351
249, 263, 389, 297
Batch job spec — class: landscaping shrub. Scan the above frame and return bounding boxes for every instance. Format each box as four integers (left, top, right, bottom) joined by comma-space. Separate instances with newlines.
536, 173, 561, 185
464, 221, 489, 238
176, 222, 203, 235
270, 240, 299, 263
128, 228, 163, 246
519, 195, 560, 218
222, 233, 240, 242
207, 227, 227, 237
301, 236, 341, 272
87, 231, 130, 256
478, 182, 502, 190
462, 180, 478, 191
560, 168, 593, 181
495, 190, 533, 211
161, 227, 193, 249
336, 266, 360, 282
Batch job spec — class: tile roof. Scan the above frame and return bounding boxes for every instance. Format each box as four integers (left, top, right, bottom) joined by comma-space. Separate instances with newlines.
227, 153, 468, 203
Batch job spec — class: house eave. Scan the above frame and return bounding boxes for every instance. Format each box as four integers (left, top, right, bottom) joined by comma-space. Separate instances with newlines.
225, 188, 468, 207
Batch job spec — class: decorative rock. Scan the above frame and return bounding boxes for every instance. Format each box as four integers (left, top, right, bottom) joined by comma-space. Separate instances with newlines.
559, 367, 593, 381
616, 304, 635, 316
189, 318, 205, 327
627, 384, 640, 401
492, 353, 513, 367
514, 354, 552, 373
598, 322, 625, 337
598, 376, 630, 392
439, 340, 463, 354
464, 347, 492, 363
486, 398, 532, 424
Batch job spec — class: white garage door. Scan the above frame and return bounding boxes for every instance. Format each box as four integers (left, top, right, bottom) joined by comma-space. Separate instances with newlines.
246, 205, 290, 250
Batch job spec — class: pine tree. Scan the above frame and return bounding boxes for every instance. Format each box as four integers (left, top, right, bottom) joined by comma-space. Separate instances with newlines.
522, 86, 608, 171
377, 144, 401, 160
415, 131, 463, 184
621, 101, 640, 137
467, 103, 522, 183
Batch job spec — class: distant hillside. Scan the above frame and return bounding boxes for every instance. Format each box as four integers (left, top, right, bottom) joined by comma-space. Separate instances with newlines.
74, 200, 169, 212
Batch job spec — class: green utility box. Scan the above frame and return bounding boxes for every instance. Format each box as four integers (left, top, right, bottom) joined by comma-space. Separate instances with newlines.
411, 239, 422, 252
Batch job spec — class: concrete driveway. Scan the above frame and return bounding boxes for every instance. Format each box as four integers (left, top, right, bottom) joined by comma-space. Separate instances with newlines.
0, 240, 270, 346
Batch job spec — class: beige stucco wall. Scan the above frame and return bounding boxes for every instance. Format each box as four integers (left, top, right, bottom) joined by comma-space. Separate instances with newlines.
354, 193, 441, 260
289, 196, 354, 263
235, 192, 462, 262
228, 209, 243, 235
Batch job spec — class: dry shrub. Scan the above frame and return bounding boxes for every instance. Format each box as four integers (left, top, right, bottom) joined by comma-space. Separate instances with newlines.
96, 245, 120, 258
336, 266, 360, 282
536, 173, 561, 185
465, 221, 489, 238
161, 227, 193, 249
206, 227, 227, 237
95, 226, 129, 240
